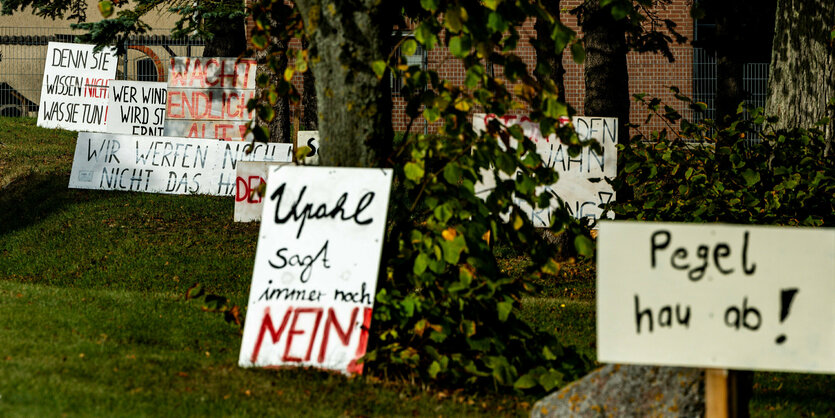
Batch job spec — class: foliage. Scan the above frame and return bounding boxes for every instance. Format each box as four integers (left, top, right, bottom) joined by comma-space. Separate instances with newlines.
349, 1, 596, 393
614, 90, 835, 226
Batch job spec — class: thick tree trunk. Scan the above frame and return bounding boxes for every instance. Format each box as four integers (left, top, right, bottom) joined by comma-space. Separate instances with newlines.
578, 1, 629, 144
256, 41, 291, 144
534, 1, 566, 102
301, 38, 318, 130
766, 0, 834, 155
202, 2, 247, 58
293, 1, 395, 167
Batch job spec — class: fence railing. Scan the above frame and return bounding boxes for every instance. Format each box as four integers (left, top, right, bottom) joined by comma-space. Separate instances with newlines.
0, 26, 204, 117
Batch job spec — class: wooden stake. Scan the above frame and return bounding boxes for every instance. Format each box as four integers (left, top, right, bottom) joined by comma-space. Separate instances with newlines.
705, 368, 729, 418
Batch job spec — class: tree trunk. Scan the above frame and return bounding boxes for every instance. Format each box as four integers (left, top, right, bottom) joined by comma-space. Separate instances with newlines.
534, 0, 566, 102
255, 40, 291, 144
202, 1, 247, 58
293, 1, 395, 167
766, 0, 834, 155
301, 38, 318, 130
578, 0, 629, 144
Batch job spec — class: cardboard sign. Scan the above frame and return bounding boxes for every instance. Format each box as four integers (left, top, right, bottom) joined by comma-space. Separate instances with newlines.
238, 166, 393, 373
472, 114, 617, 227
234, 161, 280, 223
106, 80, 167, 136
165, 57, 257, 141
69, 132, 292, 195
597, 221, 835, 373
297, 130, 320, 165
38, 42, 118, 131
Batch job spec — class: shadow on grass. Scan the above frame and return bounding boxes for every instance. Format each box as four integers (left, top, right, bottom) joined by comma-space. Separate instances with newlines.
0, 171, 115, 236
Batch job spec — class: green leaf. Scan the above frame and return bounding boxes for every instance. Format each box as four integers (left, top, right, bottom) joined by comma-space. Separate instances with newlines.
414, 22, 437, 50
449, 35, 471, 58
371, 60, 387, 79
513, 374, 538, 390
423, 106, 441, 122
497, 301, 512, 322
404, 162, 424, 182
251, 34, 268, 50
483, 0, 501, 10
610, 3, 630, 20
420, 0, 439, 12
538, 369, 564, 391
741, 169, 760, 186
574, 235, 594, 258
401, 39, 418, 57
441, 235, 467, 264
185, 283, 204, 300
443, 162, 462, 184
487, 12, 508, 33
413, 252, 430, 275
570, 42, 585, 64
428, 361, 442, 378
98, 0, 113, 18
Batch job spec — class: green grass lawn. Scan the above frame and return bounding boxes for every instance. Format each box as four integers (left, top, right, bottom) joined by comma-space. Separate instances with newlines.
1, 117, 832, 416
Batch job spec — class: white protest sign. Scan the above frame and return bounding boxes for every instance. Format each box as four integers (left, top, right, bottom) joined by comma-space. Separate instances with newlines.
472, 114, 617, 227
597, 221, 835, 373
69, 132, 292, 195
234, 161, 279, 223
38, 42, 118, 131
165, 57, 257, 141
239, 166, 393, 374
106, 80, 167, 136
297, 130, 320, 165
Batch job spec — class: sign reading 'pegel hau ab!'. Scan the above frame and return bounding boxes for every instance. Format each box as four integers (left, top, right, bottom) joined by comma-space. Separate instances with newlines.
68, 132, 292, 195
597, 221, 835, 373
239, 166, 393, 374
38, 42, 118, 131
165, 57, 257, 141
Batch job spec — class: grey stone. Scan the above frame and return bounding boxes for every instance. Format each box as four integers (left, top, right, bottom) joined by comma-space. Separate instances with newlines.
531, 364, 704, 417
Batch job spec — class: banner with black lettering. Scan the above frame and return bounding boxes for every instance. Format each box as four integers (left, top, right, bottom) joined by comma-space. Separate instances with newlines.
164, 57, 257, 141
68, 132, 292, 195
106, 80, 167, 136
38, 42, 118, 131
238, 166, 393, 374
472, 114, 617, 227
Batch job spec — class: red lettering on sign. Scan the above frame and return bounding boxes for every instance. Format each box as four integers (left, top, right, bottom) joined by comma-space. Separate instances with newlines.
250, 306, 293, 364
282, 308, 324, 363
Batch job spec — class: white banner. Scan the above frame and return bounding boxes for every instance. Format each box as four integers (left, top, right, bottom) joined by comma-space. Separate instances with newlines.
239, 166, 393, 374
235, 161, 275, 222
69, 132, 292, 195
106, 80, 168, 136
597, 221, 835, 373
473, 114, 617, 227
38, 42, 118, 131
165, 57, 257, 141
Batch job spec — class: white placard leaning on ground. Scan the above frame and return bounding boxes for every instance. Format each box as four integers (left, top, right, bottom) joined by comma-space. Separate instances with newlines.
69, 132, 292, 195
234, 161, 276, 222
472, 113, 617, 227
38, 42, 118, 131
597, 221, 835, 373
238, 166, 393, 374
106, 80, 168, 136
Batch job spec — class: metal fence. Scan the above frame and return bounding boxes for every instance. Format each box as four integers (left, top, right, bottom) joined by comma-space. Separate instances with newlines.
0, 26, 204, 117
693, 47, 769, 141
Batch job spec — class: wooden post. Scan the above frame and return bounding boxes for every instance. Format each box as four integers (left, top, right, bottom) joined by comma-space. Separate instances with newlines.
705, 368, 728, 418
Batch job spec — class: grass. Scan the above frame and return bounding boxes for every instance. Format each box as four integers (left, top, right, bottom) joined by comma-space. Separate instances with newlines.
1, 117, 833, 416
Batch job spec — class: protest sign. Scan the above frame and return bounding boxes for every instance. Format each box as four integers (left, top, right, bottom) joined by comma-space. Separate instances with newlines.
238, 166, 393, 374
38, 42, 118, 131
597, 221, 835, 373
473, 114, 616, 226
106, 80, 167, 136
164, 57, 257, 141
297, 130, 320, 165
473, 114, 617, 227
69, 132, 292, 195
235, 161, 277, 222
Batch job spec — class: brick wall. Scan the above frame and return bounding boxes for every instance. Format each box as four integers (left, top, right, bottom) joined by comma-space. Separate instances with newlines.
248, 0, 695, 135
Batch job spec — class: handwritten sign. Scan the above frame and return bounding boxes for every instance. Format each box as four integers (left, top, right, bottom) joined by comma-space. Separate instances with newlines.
597, 221, 835, 373
472, 114, 617, 227
38, 42, 118, 131
106, 80, 167, 136
235, 161, 276, 222
297, 130, 321, 165
238, 166, 393, 374
69, 132, 292, 195
165, 57, 257, 141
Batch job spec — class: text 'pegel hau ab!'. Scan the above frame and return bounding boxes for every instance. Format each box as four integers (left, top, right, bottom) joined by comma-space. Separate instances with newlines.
239, 166, 393, 374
